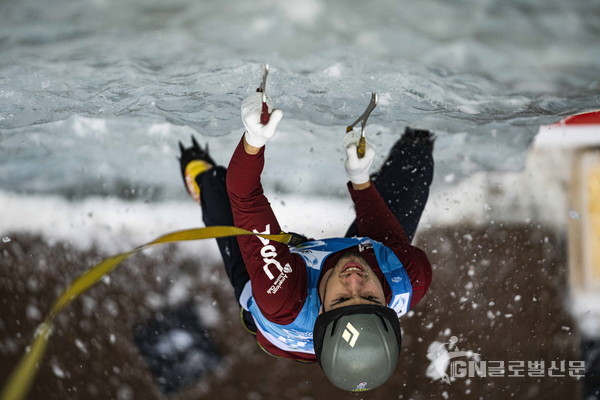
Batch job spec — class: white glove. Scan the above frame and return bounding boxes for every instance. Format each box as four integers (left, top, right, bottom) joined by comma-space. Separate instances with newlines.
241, 93, 284, 148
344, 131, 375, 185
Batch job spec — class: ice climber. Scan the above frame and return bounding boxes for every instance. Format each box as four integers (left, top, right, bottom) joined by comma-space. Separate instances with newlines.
178, 91, 434, 392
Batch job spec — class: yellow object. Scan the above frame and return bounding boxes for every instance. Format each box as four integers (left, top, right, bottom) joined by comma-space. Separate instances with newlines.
569, 150, 600, 293
344, 127, 366, 159
0, 226, 292, 400
588, 166, 600, 282
184, 160, 212, 203
357, 136, 366, 159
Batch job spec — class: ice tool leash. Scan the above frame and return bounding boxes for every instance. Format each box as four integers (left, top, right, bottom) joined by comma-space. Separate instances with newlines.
0, 225, 304, 400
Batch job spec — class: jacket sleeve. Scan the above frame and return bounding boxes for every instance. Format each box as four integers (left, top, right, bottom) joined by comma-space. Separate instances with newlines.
226, 137, 307, 324
348, 182, 432, 308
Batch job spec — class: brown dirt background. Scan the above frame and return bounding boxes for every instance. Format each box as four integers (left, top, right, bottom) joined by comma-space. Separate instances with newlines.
0, 223, 582, 399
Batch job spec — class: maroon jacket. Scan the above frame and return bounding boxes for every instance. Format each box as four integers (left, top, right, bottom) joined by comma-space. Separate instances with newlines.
226, 137, 432, 361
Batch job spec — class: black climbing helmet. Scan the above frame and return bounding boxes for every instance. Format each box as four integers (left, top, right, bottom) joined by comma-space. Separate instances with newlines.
313, 304, 402, 392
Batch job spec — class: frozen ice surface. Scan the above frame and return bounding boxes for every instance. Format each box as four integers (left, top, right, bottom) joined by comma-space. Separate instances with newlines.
1, 0, 599, 199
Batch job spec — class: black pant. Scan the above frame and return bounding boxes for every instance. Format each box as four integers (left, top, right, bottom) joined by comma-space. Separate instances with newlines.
199, 166, 250, 301
198, 131, 434, 303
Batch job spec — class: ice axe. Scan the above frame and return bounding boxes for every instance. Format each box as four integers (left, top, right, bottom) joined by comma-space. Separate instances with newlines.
346, 93, 378, 158
256, 64, 270, 125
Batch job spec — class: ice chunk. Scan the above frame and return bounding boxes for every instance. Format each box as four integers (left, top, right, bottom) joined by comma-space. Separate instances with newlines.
50, 360, 66, 379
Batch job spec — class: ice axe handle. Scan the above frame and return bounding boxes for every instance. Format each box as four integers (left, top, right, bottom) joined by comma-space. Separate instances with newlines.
260, 101, 270, 125
256, 88, 270, 125
357, 136, 366, 159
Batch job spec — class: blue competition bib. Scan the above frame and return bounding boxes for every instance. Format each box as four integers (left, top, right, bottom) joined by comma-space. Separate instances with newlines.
239, 237, 413, 354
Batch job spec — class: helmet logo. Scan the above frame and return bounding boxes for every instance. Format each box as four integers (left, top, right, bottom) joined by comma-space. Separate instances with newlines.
342, 322, 360, 347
